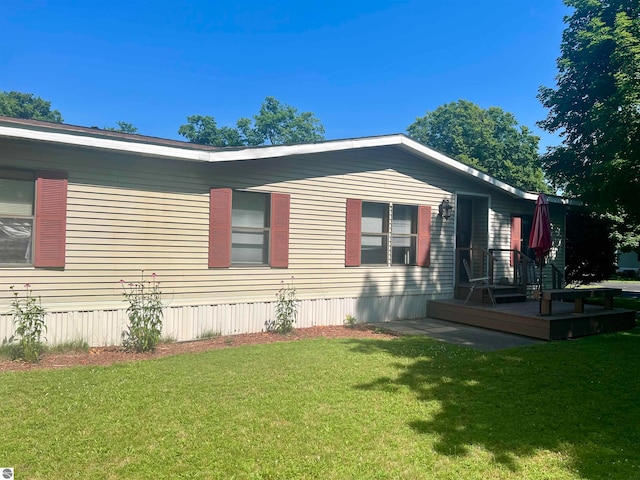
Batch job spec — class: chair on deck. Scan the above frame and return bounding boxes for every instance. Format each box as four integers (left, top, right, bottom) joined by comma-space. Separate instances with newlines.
516, 259, 540, 294
463, 258, 496, 305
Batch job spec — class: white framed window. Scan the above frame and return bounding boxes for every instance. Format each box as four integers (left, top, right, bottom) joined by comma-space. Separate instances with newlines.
361, 202, 389, 264
0, 169, 35, 265
360, 202, 418, 266
391, 204, 418, 265
231, 190, 270, 265
210, 188, 289, 269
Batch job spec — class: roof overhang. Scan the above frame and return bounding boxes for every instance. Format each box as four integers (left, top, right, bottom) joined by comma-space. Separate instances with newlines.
0, 116, 578, 205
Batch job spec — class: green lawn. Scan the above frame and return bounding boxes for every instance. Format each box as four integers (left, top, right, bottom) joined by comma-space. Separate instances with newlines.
2, 331, 640, 479
585, 295, 640, 316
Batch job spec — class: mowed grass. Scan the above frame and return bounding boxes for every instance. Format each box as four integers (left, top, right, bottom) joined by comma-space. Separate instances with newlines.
2, 331, 640, 479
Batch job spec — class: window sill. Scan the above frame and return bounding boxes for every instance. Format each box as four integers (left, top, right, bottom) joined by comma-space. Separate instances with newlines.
358, 264, 419, 268
230, 264, 274, 269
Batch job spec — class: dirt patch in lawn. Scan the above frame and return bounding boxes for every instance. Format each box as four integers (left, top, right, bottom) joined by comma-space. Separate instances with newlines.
0, 325, 395, 373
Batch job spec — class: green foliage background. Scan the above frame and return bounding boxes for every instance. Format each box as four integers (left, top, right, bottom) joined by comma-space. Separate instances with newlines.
539, 0, 640, 247
0, 91, 63, 123
407, 100, 549, 193
178, 96, 325, 147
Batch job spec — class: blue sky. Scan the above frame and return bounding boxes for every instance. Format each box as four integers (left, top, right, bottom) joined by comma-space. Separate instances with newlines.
1, 1, 569, 149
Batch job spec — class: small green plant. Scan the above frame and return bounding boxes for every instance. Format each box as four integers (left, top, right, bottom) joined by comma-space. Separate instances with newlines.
46, 339, 89, 354
198, 329, 222, 339
0, 337, 21, 360
344, 314, 358, 328
8, 284, 47, 363
267, 277, 298, 334
120, 271, 164, 353
159, 335, 177, 344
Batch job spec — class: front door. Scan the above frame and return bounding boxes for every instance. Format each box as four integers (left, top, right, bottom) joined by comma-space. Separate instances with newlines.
455, 196, 489, 285
456, 197, 473, 282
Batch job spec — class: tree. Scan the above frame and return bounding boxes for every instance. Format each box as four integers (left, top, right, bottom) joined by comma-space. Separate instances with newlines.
538, 0, 640, 242
407, 100, 548, 192
178, 115, 244, 147
178, 97, 325, 147
0, 91, 63, 123
104, 121, 139, 134
242, 96, 325, 146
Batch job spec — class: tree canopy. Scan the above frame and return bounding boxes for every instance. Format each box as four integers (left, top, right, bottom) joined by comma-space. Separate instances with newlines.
407, 100, 548, 192
178, 115, 245, 147
103, 121, 139, 134
178, 96, 325, 147
538, 0, 640, 232
0, 91, 63, 123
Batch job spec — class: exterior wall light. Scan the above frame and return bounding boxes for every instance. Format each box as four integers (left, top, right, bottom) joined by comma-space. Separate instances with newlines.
438, 199, 453, 220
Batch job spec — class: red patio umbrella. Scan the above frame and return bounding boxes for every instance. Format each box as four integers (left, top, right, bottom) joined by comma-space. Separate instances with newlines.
529, 193, 552, 300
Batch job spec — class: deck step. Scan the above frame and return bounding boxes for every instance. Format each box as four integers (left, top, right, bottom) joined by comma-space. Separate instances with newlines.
493, 285, 521, 294
494, 293, 527, 304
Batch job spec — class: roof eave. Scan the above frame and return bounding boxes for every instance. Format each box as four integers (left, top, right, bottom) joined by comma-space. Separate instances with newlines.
0, 119, 578, 205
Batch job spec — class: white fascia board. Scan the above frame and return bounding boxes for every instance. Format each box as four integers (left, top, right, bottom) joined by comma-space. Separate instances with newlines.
396, 136, 538, 201
397, 136, 579, 205
1, 125, 578, 205
211, 136, 578, 205
206, 136, 404, 161
0, 125, 213, 162
0, 125, 403, 163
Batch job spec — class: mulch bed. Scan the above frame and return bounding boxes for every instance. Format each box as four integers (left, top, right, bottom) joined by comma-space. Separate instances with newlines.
0, 325, 396, 372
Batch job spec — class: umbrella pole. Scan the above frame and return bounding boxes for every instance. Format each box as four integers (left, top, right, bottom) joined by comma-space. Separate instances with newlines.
538, 255, 544, 314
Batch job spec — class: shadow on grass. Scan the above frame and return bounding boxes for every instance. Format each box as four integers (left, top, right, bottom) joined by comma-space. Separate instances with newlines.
346, 329, 640, 479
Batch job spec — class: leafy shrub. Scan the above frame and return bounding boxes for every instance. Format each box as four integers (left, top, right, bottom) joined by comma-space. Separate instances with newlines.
344, 314, 358, 328
267, 277, 298, 334
9, 284, 47, 363
120, 272, 164, 352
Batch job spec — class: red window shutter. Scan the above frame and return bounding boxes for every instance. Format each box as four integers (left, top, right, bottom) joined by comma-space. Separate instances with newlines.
417, 205, 432, 267
34, 171, 68, 268
270, 193, 290, 268
209, 188, 232, 268
345, 199, 362, 267
511, 216, 522, 266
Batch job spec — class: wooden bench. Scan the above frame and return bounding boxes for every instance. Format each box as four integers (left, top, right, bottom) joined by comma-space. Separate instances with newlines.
540, 288, 622, 315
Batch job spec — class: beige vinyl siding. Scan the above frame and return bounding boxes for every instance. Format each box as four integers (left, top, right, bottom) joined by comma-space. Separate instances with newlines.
0, 137, 567, 342
489, 195, 566, 288
0, 142, 461, 314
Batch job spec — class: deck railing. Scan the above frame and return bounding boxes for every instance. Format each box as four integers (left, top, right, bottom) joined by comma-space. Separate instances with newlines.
485, 248, 565, 293
456, 248, 565, 293
487, 248, 537, 293
455, 248, 495, 285
551, 263, 564, 289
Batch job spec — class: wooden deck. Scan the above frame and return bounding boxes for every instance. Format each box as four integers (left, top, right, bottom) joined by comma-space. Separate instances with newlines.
427, 299, 636, 340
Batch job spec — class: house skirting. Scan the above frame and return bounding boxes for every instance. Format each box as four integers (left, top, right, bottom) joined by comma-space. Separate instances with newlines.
0, 293, 448, 347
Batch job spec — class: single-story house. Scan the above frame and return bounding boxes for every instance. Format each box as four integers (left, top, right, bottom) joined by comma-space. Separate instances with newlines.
0, 116, 573, 346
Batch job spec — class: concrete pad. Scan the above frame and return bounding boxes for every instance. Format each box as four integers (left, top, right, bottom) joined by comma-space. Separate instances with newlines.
378, 318, 544, 351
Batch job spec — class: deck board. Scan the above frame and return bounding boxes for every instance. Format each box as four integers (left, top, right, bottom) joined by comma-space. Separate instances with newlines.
427, 299, 636, 340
